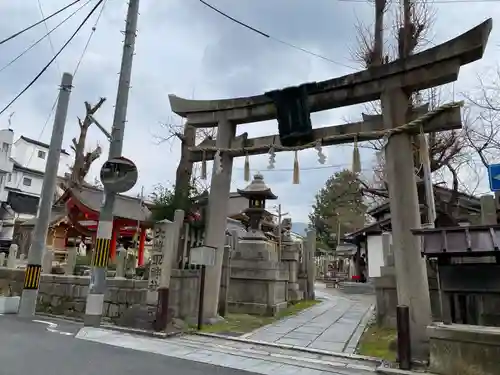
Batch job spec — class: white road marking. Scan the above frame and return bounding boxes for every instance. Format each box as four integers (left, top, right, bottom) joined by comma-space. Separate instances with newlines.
32, 319, 73, 336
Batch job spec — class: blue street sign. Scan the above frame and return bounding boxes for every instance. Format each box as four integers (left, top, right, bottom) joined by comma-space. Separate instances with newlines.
488, 164, 500, 191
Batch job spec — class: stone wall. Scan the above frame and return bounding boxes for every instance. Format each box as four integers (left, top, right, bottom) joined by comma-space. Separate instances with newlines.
428, 323, 500, 375
374, 269, 442, 328
0, 267, 200, 324
169, 268, 200, 321
375, 266, 500, 328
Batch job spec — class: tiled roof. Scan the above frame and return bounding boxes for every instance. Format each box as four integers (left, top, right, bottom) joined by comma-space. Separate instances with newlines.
69, 185, 152, 222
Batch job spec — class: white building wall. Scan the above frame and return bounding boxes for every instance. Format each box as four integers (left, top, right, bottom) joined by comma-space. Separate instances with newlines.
10, 140, 29, 166
367, 234, 385, 278
0, 129, 14, 203
12, 137, 72, 176
5, 169, 44, 197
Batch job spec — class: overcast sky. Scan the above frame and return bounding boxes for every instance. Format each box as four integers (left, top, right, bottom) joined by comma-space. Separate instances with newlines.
0, 0, 497, 223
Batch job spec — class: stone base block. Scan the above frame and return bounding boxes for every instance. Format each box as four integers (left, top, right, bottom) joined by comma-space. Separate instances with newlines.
288, 289, 303, 302
428, 323, 500, 375
228, 301, 288, 316
233, 239, 278, 262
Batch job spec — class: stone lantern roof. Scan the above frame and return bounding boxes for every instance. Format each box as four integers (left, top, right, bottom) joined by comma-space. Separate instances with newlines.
237, 173, 278, 200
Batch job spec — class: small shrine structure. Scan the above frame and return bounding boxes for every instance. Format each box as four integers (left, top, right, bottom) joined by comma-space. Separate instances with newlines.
18, 185, 153, 266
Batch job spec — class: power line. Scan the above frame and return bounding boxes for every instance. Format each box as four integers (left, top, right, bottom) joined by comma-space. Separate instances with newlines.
37, 0, 63, 75
73, 0, 108, 76
0, 0, 105, 117
0, 0, 93, 75
197, 0, 356, 70
14, 0, 108, 190
0, 0, 82, 46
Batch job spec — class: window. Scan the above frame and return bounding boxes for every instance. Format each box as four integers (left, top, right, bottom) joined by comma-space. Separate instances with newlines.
2, 142, 8, 152
38, 150, 46, 159
7, 173, 11, 182
23, 177, 32, 187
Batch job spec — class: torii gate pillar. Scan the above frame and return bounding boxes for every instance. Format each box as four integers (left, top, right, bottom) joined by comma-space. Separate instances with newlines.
202, 117, 235, 321
383, 88, 432, 360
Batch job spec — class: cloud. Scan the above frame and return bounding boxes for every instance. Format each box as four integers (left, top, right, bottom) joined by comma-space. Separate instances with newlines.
0, 0, 497, 223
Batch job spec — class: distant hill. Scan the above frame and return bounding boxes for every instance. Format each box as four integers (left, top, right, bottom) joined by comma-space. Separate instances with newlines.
291, 222, 309, 235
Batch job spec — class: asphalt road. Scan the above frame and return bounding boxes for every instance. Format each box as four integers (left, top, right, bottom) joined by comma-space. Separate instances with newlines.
0, 315, 259, 375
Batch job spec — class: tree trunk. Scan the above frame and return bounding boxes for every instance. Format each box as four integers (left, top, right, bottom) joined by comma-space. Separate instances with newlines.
173, 123, 196, 212
71, 124, 88, 185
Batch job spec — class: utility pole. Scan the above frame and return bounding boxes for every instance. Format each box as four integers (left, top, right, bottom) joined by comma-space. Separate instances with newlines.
83, 0, 140, 327
18, 72, 73, 317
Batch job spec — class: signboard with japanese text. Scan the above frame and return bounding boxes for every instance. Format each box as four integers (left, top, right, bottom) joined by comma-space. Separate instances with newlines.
147, 223, 167, 291
190, 245, 217, 267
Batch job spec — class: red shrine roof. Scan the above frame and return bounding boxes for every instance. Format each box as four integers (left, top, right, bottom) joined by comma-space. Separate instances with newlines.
60, 186, 153, 223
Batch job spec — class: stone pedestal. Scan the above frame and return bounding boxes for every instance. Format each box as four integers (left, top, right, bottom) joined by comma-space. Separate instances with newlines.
115, 250, 126, 279
7, 244, 18, 269
64, 247, 77, 275
228, 238, 289, 316
281, 241, 303, 301
42, 250, 54, 274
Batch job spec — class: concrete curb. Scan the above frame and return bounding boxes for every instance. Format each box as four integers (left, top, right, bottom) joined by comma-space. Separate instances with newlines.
344, 304, 376, 353
194, 331, 383, 366
375, 366, 435, 374
99, 324, 183, 339
36, 312, 182, 339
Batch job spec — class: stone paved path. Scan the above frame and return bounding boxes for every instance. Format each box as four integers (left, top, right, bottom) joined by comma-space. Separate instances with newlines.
244, 283, 375, 354
76, 327, 381, 375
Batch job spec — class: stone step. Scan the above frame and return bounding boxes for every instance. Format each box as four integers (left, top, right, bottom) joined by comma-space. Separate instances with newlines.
176, 333, 381, 372
337, 282, 375, 295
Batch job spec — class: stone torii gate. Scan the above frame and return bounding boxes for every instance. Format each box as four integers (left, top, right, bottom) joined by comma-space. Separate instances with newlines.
168, 20, 492, 357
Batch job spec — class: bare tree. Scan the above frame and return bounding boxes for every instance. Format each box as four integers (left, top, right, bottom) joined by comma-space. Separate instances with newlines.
156, 115, 217, 215
463, 71, 500, 169
68, 98, 106, 188
350, 0, 470, 216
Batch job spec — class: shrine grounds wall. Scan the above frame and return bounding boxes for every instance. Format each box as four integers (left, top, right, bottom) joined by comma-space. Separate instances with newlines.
374, 272, 442, 328
0, 267, 200, 324
375, 269, 500, 327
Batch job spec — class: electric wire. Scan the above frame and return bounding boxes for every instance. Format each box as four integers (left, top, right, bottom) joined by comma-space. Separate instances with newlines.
73, 0, 108, 76
197, 0, 356, 70
0, 0, 105, 117
37, 0, 63, 75
0, 0, 93, 75
13, 0, 107, 190
0, 0, 82, 46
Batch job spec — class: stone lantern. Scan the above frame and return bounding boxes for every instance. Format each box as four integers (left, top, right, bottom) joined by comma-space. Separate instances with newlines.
237, 173, 277, 239
230, 173, 290, 316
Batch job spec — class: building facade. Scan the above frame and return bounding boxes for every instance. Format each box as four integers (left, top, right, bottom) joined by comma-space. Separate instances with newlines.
0, 135, 72, 244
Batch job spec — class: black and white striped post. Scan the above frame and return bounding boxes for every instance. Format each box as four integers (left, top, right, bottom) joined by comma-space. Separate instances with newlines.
83, 0, 140, 327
